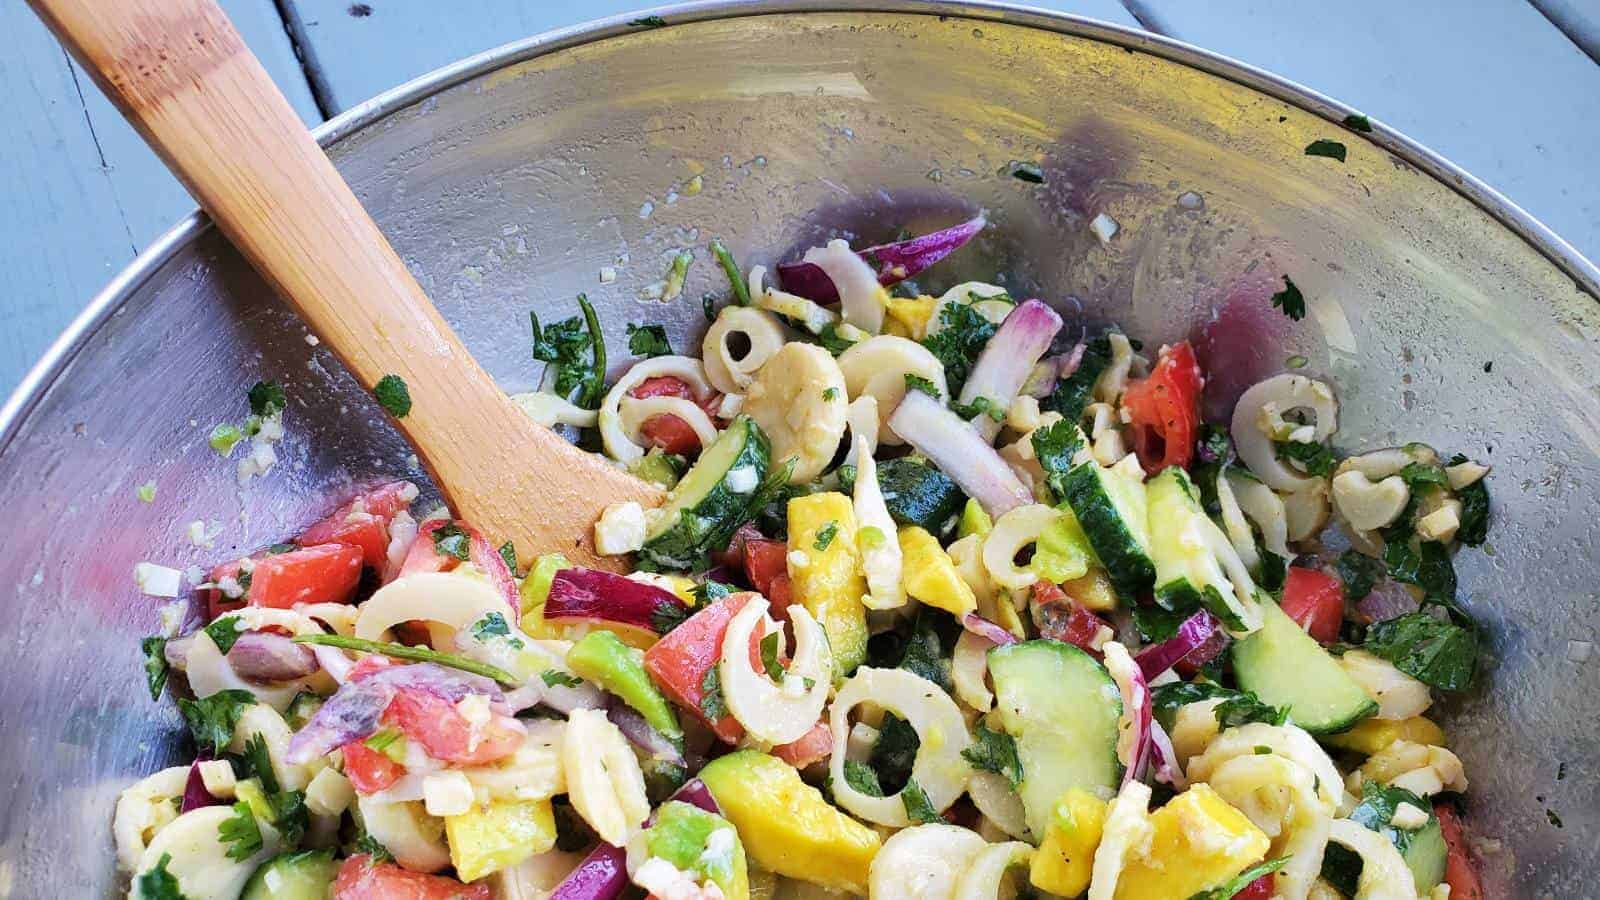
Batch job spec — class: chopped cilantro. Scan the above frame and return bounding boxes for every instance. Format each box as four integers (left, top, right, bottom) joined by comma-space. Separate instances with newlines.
898, 610, 953, 691
900, 778, 940, 823
1275, 439, 1336, 477
651, 600, 692, 635
1152, 682, 1287, 728
204, 615, 244, 654
1270, 275, 1307, 321
1343, 113, 1373, 133
1305, 139, 1348, 162
179, 689, 256, 753
871, 712, 921, 793
431, 522, 471, 561
1008, 161, 1046, 184
354, 832, 394, 864
541, 669, 584, 688
239, 733, 280, 793
498, 541, 517, 573
1383, 539, 1457, 601
1364, 611, 1476, 691
1191, 856, 1290, 899
218, 801, 263, 861
962, 724, 1023, 788
373, 374, 411, 418
842, 759, 884, 797
134, 853, 186, 899
209, 423, 244, 455
1454, 471, 1490, 546
1336, 550, 1384, 601
904, 373, 942, 400
818, 321, 859, 355
951, 395, 1006, 423
530, 295, 607, 409
1031, 418, 1084, 500
141, 637, 170, 701
921, 302, 998, 396
248, 381, 286, 417
760, 631, 786, 681
814, 521, 839, 551
626, 323, 673, 358
691, 580, 733, 606
1398, 461, 1448, 490
268, 790, 309, 845
699, 667, 727, 719
709, 239, 752, 306
822, 387, 840, 402
471, 611, 513, 641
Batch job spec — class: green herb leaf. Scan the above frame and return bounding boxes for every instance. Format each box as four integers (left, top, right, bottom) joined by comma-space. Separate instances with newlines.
818, 321, 859, 356
209, 423, 244, 455
702, 292, 718, 322
248, 381, 287, 417
373, 375, 412, 418
204, 615, 244, 654
814, 520, 839, 551
1364, 611, 1477, 691
1190, 855, 1291, 899
1031, 418, 1084, 500
134, 853, 187, 900
1455, 476, 1490, 546
870, 712, 921, 793
962, 724, 1024, 788
950, 395, 1006, 423
1040, 334, 1112, 424
921, 302, 998, 396
1383, 539, 1457, 601
179, 689, 256, 753
898, 610, 953, 691
691, 580, 733, 607
1342, 114, 1373, 133
541, 669, 584, 688
842, 759, 884, 797
904, 373, 943, 400
218, 801, 263, 861
822, 387, 840, 402
268, 790, 309, 845
292, 633, 520, 685
900, 777, 940, 823
1320, 780, 1433, 895
142, 636, 170, 701
240, 732, 280, 793
1398, 461, 1448, 491
530, 296, 607, 409
1270, 275, 1307, 321
628, 15, 667, 28
626, 323, 673, 358
471, 611, 512, 640
651, 601, 692, 635
354, 832, 394, 864
709, 239, 752, 306
497, 541, 518, 573
760, 631, 786, 681
699, 667, 727, 720
1336, 550, 1384, 601
1275, 439, 1336, 477
431, 522, 471, 561
1008, 161, 1046, 184
1305, 139, 1348, 162
1152, 682, 1287, 729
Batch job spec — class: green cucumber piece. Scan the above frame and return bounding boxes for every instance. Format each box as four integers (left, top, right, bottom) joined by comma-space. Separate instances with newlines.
1144, 467, 1254, 629
641, 415, 770, 569
568, 630, 682, 743
1059, 462, 1154, 600
1320, 781, 1446, 895
241, 849, 339, 900
1233, 602, 1378, 734
988, 640, 1123, 840
874, 458, 967, 532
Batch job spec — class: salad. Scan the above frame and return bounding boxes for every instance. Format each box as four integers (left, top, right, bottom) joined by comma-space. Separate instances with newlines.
124, 216, 1492, 900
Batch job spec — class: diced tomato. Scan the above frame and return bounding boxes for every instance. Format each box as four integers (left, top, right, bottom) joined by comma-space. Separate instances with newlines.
631, 375, 723, 420
767, 574, 794, 619
333, 855, 490, 899
341, 741, 405, 794
711, 521, 764, 571
1281, 566, 1345, 645
298, 481, 417, 569
643, 593, 767, 743
743, 539, 789, 599
1434, 802, 1485, 900
204, 544, 364, 620
397, 519, 456, 578
1121, 340, 1204, 472
1232, 874, 1274, 900
1173, 626, 1231, 679
772, 721, 832, 768
639, 414, 703, 456
467, 527, 520, 618
347, 654, 396, 682
382, 689, 522, 766
1031, 581, 1109, 655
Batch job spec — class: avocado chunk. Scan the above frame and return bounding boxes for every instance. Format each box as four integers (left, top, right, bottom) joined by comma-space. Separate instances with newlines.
567, 629, 681, 743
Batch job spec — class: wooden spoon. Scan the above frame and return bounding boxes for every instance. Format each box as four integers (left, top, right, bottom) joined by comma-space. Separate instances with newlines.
30, 0, 663, 570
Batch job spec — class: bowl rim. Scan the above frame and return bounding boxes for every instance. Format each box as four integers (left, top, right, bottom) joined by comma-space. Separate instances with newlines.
5, 0, 1596, 455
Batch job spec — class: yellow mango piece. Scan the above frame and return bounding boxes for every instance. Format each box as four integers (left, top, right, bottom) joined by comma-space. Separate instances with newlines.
699, 751, 880, 895
1062, 566, 1119, 612
899, 525, 978, 616
885, 295, 937, 338
1322, 716, 1446, 756
1114, 784, 1269, 900
788, 493, 868, 675
1030, 788, 1107, 897
445, 798, 557, 882
882, 317, 913, 338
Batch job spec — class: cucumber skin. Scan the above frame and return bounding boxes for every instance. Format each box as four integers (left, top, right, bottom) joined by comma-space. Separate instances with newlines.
875, 458, 966, 532
640, 417, 770, 569
240, 850, 338, 900
1233, 603, 1379, 734
1060, 463, 1155, 601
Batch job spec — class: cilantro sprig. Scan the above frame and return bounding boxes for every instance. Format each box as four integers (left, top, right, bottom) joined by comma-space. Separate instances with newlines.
291, 633, 518, 685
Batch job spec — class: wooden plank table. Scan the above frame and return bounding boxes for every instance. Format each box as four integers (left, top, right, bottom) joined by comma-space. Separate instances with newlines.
4, 0, 1598, 400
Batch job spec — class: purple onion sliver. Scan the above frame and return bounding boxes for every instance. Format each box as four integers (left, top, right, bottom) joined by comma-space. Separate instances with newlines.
546, 567, 689, 637
776, 216, 986, 302
179, 753, 221, 813
1119, 666, 1154, 790
1147, 720, 1188, 790
959, 299, 1064, 443
371, 660, 504, 703
606, 697, 684, 765
284, 680, 391, 764
888, 390, 1033, 518
665, 778, 721, 815
228, 631, 319, 683
1356, 578, 1420, 623
549, 843, 629, 900
1132, 609, 1223, 681
961, 613, 1020, 646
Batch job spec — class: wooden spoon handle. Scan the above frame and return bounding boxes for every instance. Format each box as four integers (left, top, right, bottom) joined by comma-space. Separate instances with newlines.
30, 0, 659, 569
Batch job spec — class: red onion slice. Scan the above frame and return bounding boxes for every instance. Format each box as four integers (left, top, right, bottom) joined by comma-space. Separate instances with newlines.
959, 299, 1064, 442
776, 216, 986, 302
888, 390, 1033, 518
1133, 610, 1224, 681
227, 631, 319, 683
179, 753, 221, 813
549, 778, 721, 900
545, 568, 690, 637
961, 613, 1020, 646
1355, 578, 1420, 624
606, 697, 684, 765
1147, 720, 1187, 790
1104, 643, 1153, 790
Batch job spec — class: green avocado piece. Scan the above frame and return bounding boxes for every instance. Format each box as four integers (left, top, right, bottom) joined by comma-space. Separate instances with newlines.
567, 630, 682, 743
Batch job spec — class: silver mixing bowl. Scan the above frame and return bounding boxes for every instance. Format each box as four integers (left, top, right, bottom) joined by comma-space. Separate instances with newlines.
1, 2, 1594, 895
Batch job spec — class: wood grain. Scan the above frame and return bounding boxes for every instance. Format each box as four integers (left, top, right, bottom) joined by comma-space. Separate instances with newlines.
29, 0, 660, 568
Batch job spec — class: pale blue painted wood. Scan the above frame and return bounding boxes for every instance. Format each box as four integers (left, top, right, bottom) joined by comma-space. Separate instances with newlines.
1134, 0, 1600, 265
0, 1, 319, 400
279, 0, 1142, 114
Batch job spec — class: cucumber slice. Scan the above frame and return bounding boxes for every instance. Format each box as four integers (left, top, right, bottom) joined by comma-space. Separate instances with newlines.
241, 850, 339, 900
1233, 602, 1378, 734
988, 640, 1123, 840
641, 415, 770, 569
874, 458, 967, 533
1145, 468, 1231, 608
1059, 461, 1154, 600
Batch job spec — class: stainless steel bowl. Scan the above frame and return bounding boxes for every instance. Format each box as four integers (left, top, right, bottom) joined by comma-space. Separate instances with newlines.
2, 3, 1594, 895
